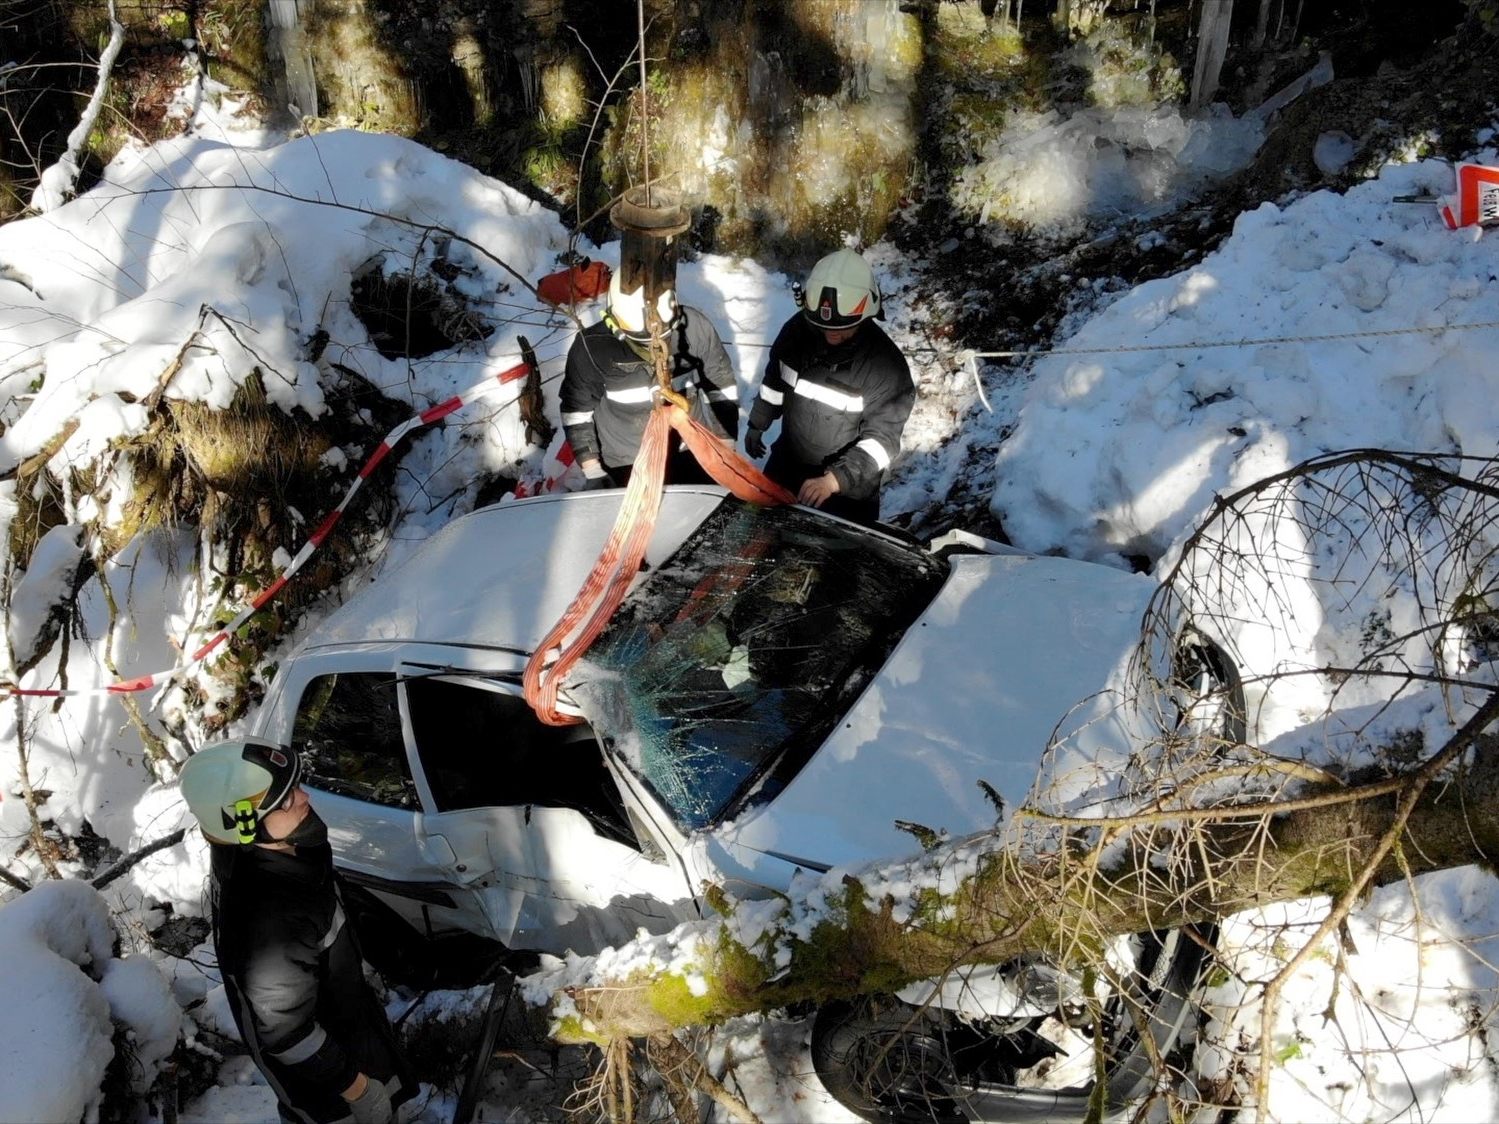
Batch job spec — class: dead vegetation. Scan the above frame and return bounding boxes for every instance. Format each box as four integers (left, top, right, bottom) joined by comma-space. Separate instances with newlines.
115, 364, 405, 729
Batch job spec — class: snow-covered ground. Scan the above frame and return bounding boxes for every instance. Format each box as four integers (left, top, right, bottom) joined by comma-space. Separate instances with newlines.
2, 71, 1499, 1123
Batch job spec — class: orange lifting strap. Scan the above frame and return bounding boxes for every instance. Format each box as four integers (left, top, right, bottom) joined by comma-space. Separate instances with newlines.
522, 406, 795, 726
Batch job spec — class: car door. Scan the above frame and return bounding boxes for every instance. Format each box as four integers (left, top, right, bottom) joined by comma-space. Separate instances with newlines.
285, 662, 495, 940
402, 672, 702, 952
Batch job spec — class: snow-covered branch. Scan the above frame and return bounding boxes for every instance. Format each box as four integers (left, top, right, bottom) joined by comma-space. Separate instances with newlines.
28, 1, 125, 213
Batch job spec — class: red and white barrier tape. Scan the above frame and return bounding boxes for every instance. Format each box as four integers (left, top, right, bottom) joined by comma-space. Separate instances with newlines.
7, 358, 562, 701
512, 432, 576, 498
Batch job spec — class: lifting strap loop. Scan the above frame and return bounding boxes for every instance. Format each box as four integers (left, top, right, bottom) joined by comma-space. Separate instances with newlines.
522, 405, 794, 726
669, 410, 794, 507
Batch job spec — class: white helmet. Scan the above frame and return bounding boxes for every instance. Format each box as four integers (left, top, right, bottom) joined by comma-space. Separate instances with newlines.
803, 248, 880, 329
179, 737, 302, 845
607, 272, 678, 341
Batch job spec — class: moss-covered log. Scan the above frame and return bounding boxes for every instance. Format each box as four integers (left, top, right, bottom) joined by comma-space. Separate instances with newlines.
540, 702, 1499, 1044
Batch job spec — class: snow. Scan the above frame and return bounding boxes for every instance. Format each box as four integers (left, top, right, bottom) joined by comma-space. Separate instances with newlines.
953, 102, 1265, 235
1, 67, 1498, 1124
5, 522, 83, 670
0, 880, 179, 1122
991, 154, 1499, 570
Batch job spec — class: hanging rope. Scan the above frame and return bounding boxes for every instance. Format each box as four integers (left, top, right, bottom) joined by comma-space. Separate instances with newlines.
965, 319, 1499, 364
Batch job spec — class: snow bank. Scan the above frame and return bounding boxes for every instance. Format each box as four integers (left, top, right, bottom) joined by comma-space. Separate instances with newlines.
992, 155, 1499, 567
0, 880, 181, 1121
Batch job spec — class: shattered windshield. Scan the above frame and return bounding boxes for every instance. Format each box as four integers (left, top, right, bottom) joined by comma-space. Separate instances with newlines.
576, 499, 946, 832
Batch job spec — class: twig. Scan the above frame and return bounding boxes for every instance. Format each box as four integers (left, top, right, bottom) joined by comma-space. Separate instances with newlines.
28, 0, 125, 212
650, 1033, 761, 1124
91, 828, 187, 890
1251, 691, 1499, 1121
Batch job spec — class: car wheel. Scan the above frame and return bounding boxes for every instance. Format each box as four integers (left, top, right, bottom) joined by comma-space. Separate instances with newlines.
811, 997, 974, 1123
811, 927, 1213, 1124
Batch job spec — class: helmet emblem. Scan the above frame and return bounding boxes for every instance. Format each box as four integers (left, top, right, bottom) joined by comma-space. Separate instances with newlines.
268, 748, 288, 768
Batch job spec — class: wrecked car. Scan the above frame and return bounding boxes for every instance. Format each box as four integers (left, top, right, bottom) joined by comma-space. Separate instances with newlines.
253, 487, 1244, 1122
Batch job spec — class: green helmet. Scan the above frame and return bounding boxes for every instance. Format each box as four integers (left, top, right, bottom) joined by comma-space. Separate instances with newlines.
179, 738, 302, 845
803, 248, 880, 329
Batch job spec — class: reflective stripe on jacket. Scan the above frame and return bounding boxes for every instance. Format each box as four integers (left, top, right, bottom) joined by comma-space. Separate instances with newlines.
210, 844, 414, 1124
561, 307, 739, 469
748, 316, 914, 501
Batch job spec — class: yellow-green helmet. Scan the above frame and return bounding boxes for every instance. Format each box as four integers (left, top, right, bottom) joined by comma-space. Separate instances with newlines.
179, 738, 301, 845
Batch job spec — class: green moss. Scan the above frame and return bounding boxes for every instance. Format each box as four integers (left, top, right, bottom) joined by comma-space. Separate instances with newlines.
157, 9, 192, 41
198, 0, 269, 92
522, 142, 574, 198
948, 91, 1013, 151
304, 2, 420, 133
553, 1013, 608, 1047
9, 460, 66, 574
595, 7, 915, 256
539, 56, 586, 128
931, 5, 1028, 78
892, 11, 925, 73
646, 972, 718, 1026
703, 883, 736, 918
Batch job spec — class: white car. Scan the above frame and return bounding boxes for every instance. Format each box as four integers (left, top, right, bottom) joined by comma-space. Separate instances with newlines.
255, 487, 1243, 1122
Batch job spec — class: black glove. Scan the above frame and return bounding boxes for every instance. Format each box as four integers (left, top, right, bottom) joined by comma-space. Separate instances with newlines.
744, 429, 766, 459
347, 1076, 393, 1124
580, 462, 615, 491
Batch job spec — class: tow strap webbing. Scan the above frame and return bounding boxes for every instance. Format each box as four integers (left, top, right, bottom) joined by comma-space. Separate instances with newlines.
522, 408, 794, 725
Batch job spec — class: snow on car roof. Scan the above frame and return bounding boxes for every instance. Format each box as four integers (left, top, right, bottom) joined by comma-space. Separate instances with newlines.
298, 488, 728, 656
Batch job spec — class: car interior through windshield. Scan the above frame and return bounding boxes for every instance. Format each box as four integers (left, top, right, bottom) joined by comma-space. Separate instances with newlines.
573, 499, 947, 831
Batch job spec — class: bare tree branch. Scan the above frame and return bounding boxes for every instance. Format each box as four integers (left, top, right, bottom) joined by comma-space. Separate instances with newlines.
28, 0, 125, 213
91, 828, 187, 890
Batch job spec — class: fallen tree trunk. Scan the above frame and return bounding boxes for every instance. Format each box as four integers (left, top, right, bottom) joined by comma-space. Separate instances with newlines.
536, 699, 1499, 1044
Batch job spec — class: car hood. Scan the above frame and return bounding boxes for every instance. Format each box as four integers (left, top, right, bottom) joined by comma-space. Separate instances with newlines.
712, 552, 1155, 885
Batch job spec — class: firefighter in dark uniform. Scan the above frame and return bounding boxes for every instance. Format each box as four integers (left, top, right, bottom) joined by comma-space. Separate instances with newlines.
561, 272, 739, 488
180, 739, 416, 1124
744, 249, 914, 525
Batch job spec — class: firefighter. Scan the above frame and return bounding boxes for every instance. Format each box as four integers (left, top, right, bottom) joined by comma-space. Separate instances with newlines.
745, 249, 914, 525
561, 272, 739, 487
179, 739, 415, 1124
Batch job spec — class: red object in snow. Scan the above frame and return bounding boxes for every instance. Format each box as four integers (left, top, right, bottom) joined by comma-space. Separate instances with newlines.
1440, 163, 1499, 230
537, 260, 612, 306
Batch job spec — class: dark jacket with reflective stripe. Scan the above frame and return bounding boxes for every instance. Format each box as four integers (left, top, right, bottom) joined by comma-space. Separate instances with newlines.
211, 843, 413, 1124
560, 307, 738, 470
748, 316, 914, 502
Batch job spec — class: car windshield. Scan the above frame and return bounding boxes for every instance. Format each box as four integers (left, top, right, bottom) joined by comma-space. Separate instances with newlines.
575, 498, 946, 832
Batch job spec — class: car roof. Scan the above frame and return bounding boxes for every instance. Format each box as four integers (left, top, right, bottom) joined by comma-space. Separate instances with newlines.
299, 488, 730, 656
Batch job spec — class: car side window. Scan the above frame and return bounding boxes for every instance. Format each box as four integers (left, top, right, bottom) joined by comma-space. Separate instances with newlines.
405, 677, 636, 847
291, 672, 419, 809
